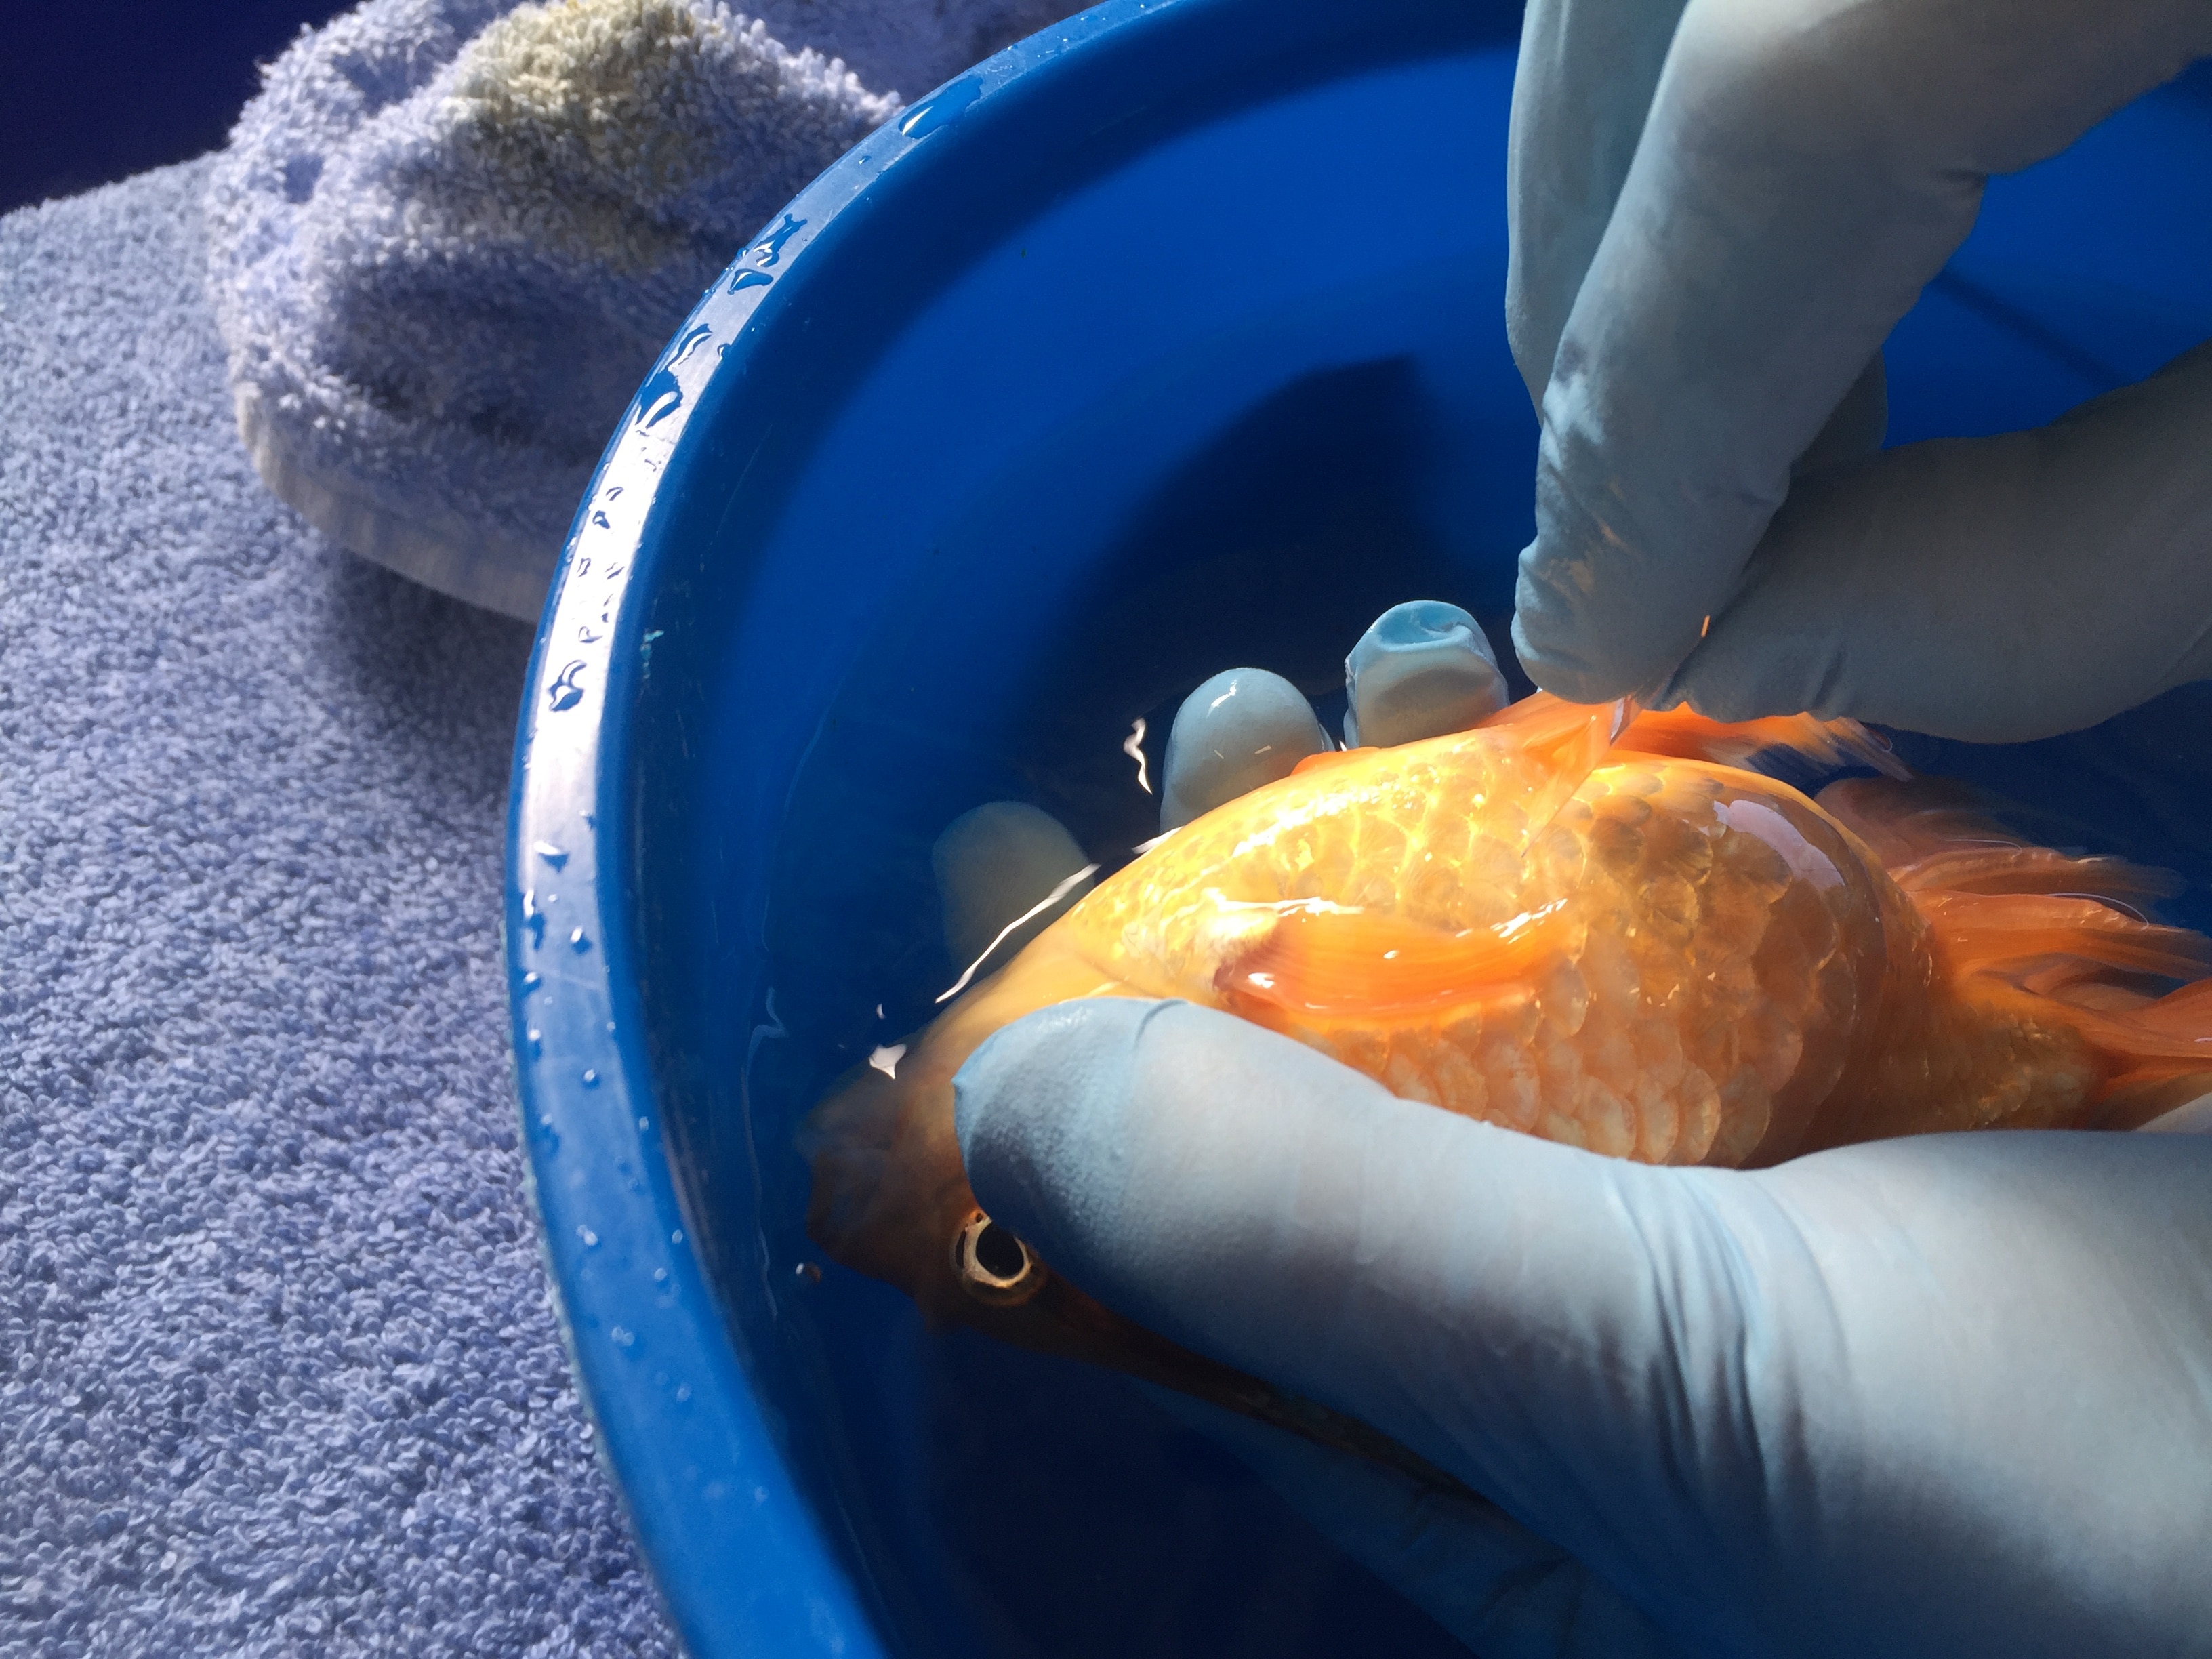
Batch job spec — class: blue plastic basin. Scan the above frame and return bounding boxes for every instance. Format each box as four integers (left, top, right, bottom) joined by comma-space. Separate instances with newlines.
506, 5, 2212, 1653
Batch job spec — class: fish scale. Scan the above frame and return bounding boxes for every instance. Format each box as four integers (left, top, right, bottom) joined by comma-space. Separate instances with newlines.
1055, 744, 1886, 1167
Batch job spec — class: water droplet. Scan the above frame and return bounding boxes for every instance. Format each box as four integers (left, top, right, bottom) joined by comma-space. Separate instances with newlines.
654, 1266, 670, 1284
868, 1043, 907, 1079
581, 1068, 600, 1088
794, 1261, 823, 1284
636, 1115, 649, 1131
577, 1225, 600, 1248
547, 661, 587, 712
729, 268, 773, 293
674, 1382, 691, 1402
747, 213, 806, 266
521, 971, 542, 992
670, 323, 712, 364
591, 510, 611, 529
899, 77, 983, 138
533, 841, 569, 869
526, 1027, 543, 1058
670, 1229, 685, 1246
522, 888, 545, 949
611, 1325, 636, 1349
635, 368, 683, 428
569, 928, 591, 953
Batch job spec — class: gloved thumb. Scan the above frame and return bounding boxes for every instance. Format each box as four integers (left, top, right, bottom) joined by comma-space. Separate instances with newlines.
950, 997, 1750, 1633
1666, 338, 2212, 743
1140, 1385, 1680, 1658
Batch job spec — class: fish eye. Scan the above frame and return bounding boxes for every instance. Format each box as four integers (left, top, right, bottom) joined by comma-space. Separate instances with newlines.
954, 1210, 1046, 1305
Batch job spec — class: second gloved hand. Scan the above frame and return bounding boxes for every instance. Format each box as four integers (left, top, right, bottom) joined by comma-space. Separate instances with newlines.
1507, 0, 2212, 741
953, 998, 2212, 1659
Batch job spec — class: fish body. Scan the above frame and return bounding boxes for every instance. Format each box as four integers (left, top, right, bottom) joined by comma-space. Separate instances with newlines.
1040, 711, 2192, 1164
803, 695, 2212, 1452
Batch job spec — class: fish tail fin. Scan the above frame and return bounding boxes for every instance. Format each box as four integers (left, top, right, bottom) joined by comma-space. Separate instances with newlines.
1817, 777, 2188, 909
1820, 777, 2212, 1125
1614, 703, 1910, 779
2088, 979, 2212, 1126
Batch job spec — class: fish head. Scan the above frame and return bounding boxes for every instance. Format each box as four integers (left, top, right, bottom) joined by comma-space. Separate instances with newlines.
800, 1043, 1044, 1333
799, 941, 1194, 1368
796, 994, 1234, 1391
796, 941, 1468, 1481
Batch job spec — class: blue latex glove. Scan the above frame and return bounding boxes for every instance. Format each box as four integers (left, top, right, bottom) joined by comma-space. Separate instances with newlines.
1342, 601, 1510, 749
1158, 668, 1331, 832
1507, 0, 2212, 741
954, 998, 2212, 1658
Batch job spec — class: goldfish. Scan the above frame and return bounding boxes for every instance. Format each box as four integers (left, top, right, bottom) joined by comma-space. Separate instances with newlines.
802, 693, 2212, 1465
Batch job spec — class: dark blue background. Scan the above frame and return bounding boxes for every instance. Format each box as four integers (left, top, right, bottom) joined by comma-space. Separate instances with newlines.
3, 1, 354, 216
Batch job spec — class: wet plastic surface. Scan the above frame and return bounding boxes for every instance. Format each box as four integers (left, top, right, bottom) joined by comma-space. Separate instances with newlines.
504, 5, 2212, 1654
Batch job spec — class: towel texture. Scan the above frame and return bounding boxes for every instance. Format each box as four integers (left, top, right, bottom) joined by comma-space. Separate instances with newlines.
1, 159, 674, 1656
207, 0, 1086, 618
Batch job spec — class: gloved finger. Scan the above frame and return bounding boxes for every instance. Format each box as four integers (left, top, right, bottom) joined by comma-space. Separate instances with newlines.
952, 998, 1750, 1627
1506, 0, 1692, 405
1511, 0, 1887, 491
1513, 0, 2212, 704
1139, 1386, 1681, 1659
1511, 0, 1885, 478
932, 802, 1096, 975
2139, 1092, 2212, 1135
1662, 339, 2212, 742
1159, 668, 1330, 832
1343, 601, 1509, 748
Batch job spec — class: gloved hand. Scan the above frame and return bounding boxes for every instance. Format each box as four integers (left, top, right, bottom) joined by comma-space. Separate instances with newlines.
1506, 0, 2212, 742
954, 997, 2212, 1658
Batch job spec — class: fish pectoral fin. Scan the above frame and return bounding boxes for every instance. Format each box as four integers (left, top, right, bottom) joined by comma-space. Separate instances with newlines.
1215, 903, 1572, 1021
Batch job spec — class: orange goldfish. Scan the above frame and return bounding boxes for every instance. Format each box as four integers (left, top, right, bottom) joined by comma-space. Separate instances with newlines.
802, 693, 2212, 1460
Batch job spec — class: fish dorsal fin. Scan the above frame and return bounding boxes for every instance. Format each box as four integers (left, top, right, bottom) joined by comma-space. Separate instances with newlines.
1214, 899, 1575, 1024
1467, 693, 1626, 854
1614, 703, 1908, 779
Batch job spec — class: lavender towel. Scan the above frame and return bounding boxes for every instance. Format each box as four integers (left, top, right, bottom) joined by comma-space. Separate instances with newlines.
1, 159, 676, 1656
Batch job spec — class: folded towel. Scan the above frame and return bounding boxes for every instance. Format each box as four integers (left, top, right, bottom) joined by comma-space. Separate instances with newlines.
207, 0, 1080, 619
